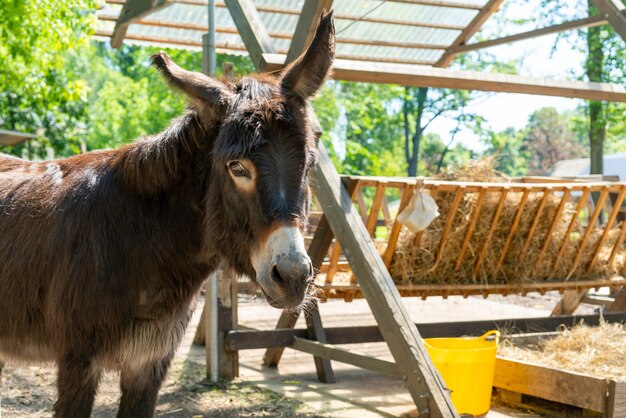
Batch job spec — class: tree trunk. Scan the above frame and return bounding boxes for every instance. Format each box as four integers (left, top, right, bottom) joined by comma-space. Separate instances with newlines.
404, 87, 428, 177
587, 1, 605, 175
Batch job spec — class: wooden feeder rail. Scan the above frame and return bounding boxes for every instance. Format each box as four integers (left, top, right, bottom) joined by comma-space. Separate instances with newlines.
313, 176, 626, 301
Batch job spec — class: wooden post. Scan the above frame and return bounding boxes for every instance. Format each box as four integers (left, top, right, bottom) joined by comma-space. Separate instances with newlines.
217, 269, 239, 379
304, 302, 336, 383
311, 143, 458, 417
551, 290, 588, 316
607, 288, 626, 312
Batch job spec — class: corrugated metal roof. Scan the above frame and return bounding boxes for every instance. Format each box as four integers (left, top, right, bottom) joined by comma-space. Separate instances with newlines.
95, 0, 491, 65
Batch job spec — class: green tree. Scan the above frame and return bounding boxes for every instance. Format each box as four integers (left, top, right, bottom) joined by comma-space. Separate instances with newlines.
0, 0, 96, 158
481, 127, 528, 176
536, 0, 626, 174
522, 107, 586, 175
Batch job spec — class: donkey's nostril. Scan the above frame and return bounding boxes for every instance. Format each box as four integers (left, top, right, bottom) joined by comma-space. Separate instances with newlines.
271, 265, 284, 283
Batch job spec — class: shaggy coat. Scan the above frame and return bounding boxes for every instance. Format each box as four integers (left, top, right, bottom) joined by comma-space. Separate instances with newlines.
0, 12, 335, 418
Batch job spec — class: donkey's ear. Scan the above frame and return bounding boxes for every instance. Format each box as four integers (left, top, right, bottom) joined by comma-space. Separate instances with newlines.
280, 11, 335, 99
151, 52, 233, 107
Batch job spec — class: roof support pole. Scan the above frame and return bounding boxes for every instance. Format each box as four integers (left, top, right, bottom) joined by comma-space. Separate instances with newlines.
224, 0, 276, 70
450, 15, 608, 54
202, 0, 217, 77
111, 0, 171, 48
434, 0, 504, 67
285, 0, 334, 64
592, 0, 626, 43
263, 54, 626, 102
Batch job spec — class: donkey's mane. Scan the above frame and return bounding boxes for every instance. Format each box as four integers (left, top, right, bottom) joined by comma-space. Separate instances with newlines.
112, 110, 212, 195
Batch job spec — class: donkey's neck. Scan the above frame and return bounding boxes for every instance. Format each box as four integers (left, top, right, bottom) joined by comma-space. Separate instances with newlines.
114, 110, 215, 195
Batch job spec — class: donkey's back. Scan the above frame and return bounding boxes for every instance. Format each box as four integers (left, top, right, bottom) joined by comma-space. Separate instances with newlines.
0, 151, 127, 362
0, 150, 202, 364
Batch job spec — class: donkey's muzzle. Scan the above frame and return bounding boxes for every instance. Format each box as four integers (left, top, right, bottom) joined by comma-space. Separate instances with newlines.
271, 254, 313, 285
252, 226, 313, 309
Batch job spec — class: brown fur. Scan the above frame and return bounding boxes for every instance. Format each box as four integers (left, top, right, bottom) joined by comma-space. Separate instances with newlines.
0, 12, 334, 418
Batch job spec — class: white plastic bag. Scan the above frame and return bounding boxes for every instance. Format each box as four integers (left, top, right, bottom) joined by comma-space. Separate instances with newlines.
397, 189, 439, 233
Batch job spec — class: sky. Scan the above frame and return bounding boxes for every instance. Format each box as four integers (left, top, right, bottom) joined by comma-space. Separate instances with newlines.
428, 0, 588, 152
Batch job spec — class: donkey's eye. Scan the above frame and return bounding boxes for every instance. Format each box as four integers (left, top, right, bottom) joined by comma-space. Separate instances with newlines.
228, 161, 250, 178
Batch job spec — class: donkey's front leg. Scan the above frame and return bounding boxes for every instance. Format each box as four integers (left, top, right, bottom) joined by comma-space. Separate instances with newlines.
54, 353, 101, 418
116, 356, 172, 418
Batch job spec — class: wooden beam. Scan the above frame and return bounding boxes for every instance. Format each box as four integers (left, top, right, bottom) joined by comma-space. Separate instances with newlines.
95, 29, 249, 51
450, 15, 608, 54
494, 358, 609, 412
224, 0, 276, 70
551, 290, 588, 316
291, 337, 401, 379
111, 0, 171, 48
226, 312, 626, 351
607, 379, 626, 418
608, 288, 626, 312
435, 0, 504, 67
99, 6, 468, 32
386, 0, 482, 9
592, 0, 626, 44
286, 0, 333, 64
311, 143, 458, 417
263, 54, 626, 102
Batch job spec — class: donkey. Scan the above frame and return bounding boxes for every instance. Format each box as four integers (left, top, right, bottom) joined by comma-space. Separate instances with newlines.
0, 12, 335, 418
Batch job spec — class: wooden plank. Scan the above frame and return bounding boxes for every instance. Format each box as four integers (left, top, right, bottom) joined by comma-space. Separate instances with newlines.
321, 278, 625, 299
454, 187, 486, 270
532, 189, 571, 275
218, 270, 239, 380
552, 189, 591, 275
474, 189, 508, 275
382, 184, 416, 266
111, 0, 171, 48
568, 188, 610, 277
224, 0, 276, 70
305, 302, 336, 383
291, 337, 401, 378
607, 379, 626, 418
341, 175, 624, 190
588, 188, 626, 272
519, 188, 551, 260
386, 0, 482, 8
225, 313, 626, 350
350, 182, 387, 283
608, 289, 626, 312
285, 0, 333, 64
326, 180, 360, 283
263, 54, 626, 102
551, 289, 587, 316
592, 0, 626, 44
450, 15, 608, 54
262, 310, 301, 367
493, 357, 608, 412
433, 187, 464, 273
434, 0, 504, 67
311, 143, 458, 417
496, 190, 530, 272
97, 14, 454, 50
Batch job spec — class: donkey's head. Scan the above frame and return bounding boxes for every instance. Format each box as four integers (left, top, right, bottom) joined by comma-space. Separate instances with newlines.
151, 13, 335, 309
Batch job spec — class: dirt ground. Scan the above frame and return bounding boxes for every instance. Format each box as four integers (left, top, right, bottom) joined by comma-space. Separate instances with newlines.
0, 291, 603, 418
0, 356, 324, 418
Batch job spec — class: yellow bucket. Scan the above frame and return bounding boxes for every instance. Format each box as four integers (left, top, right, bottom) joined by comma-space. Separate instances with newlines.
424, 330, 500, 416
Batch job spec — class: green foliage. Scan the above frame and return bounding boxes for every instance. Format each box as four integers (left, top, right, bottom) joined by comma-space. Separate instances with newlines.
535, 0, 626, 172
480, 127, 528, 176
0, 0, 96, 158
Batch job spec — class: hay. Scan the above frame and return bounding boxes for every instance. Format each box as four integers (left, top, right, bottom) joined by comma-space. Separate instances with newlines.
498, 320, 626, 379
388, 159, 625, 285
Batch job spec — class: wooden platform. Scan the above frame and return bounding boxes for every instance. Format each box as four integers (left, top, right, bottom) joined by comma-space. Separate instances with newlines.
494, 357, 625, 417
